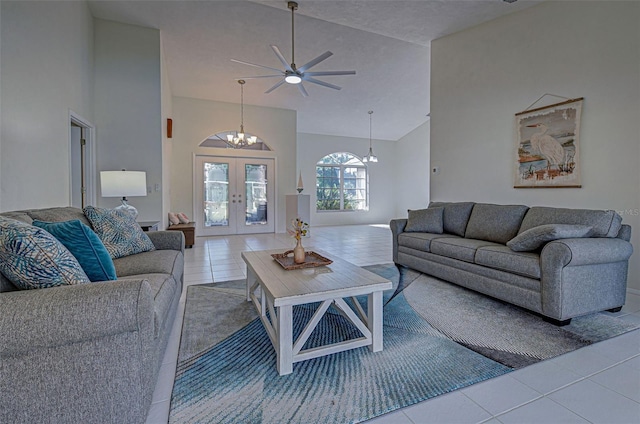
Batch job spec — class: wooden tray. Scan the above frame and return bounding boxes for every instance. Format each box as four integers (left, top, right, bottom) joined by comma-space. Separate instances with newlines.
271, 250, 333, 270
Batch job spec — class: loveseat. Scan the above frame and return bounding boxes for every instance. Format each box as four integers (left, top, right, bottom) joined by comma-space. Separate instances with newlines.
391, 202, 633, 325
0, 207, 184, 424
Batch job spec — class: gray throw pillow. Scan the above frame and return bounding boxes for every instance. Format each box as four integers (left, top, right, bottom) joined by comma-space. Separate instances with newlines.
405, 207, 444, 234
507, 224, 593, 252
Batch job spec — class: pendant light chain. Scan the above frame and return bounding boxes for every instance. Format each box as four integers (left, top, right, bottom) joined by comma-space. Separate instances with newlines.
240, 80, 245, 133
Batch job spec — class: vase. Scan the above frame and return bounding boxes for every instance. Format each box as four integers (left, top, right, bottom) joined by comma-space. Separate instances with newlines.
293, 238, 306, 264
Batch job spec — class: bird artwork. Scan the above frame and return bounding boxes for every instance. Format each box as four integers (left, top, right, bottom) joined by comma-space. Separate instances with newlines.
526, 123, 566, 171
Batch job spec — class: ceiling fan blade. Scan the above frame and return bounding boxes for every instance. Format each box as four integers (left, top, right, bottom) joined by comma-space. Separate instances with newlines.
231, 59, 283, 74
297, 83, 309, 97
270, 45, 294, 72
297, 51, 333, 73
265, 79, 286, 94
236, 75, 283, 79
304, 70, 356, 77
303, 76, 342, 90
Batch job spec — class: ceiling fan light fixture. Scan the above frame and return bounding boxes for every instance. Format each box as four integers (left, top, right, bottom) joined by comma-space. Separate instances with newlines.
285, 74, 302, 84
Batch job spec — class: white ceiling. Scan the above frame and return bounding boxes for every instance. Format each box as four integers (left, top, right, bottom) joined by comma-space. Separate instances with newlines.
87, 0, 541, 141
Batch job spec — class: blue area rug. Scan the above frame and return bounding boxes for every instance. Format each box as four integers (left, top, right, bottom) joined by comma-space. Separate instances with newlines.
169, 268, 510, 423
169, 264, 638, 423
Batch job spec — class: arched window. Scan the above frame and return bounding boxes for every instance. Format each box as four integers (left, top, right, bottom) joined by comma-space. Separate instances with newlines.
316, 152, 368, 211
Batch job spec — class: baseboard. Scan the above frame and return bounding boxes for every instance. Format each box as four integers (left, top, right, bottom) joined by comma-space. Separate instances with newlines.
627, 287, 640, 296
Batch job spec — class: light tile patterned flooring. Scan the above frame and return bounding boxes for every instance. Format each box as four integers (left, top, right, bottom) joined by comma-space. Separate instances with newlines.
146, 225, 640, 424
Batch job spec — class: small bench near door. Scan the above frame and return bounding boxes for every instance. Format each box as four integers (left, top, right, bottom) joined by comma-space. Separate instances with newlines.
167, 222, 195, 248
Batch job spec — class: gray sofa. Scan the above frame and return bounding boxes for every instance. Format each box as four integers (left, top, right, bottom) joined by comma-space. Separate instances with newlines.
391, 202, 633, 325
0, 207, 184, 424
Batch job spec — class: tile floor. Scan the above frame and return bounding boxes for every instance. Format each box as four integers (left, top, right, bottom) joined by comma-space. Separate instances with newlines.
146, 224, 640, 424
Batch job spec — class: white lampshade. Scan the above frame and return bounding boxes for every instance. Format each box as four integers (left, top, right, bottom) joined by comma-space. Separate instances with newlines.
100, 171, 147, 198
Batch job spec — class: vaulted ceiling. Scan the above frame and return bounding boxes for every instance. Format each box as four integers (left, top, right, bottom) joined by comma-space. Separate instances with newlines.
88, 0, 541, 140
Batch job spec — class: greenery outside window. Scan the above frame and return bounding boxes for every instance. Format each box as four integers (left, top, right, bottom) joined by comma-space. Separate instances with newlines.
316, 152, 368, 211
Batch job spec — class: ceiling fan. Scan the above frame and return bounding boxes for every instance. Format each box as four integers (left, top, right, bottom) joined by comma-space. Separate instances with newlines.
231, 1, 356, 97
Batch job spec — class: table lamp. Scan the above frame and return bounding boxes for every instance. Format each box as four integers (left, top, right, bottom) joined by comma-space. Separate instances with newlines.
100, 170, 147, 219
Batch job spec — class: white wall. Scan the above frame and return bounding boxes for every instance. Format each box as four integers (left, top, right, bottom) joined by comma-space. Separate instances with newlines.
394, 120, 430, 217
161, 36, 173, 229
297, 132, 397, 227
430, 1, 640, 290
170, 96, 296, 233
93, 19, 163, 222
0, 1, 94, 210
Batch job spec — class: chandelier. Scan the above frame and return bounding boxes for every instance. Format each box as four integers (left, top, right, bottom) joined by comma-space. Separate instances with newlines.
362, 110, 378, 163
227, 80, 258, 148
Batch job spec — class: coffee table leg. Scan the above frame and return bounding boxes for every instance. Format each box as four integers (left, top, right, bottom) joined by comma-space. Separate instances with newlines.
276, 305, 293, 375
368, 290, 383, 352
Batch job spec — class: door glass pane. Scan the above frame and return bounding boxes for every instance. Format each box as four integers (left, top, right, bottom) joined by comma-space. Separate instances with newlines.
204, 163, 229, 227
245, 164, 268, 226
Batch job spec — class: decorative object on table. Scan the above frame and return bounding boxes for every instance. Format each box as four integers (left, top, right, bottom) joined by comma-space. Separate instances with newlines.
177, 212, 190, 224
296, 171, 304, 193
287, 217, 308, 264
226, 80, 258, 148
168, 212, 180, 225
271, 250, 332, 270
100, 170, 147, 219
514, 95, 583, 188
230, 1, 356, 98
362, 110, 378, 163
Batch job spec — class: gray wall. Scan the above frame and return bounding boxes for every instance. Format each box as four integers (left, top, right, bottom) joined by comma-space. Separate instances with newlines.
430, 1, 640, 291
93, 19, 163, 222
1, 1, 94, 210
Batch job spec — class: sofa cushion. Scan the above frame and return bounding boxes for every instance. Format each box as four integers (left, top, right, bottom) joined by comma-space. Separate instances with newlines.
398, 232, 459, 252
113, 250, 183, 284
429, 202, 475, 237
518, 207, 622, 238
83, 206, 155, 259
28, 206, 93, 227
0, 217, 90, 289
507, 224, 594, 252
33, 220, 117, 282
430, 237, 502, 263
405, 207, 444, 233
465, 203, 529, 244
0, 211, 33, 224
475, 246, 542, 279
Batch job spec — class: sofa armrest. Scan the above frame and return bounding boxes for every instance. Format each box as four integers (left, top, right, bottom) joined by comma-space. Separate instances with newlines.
0, 279, 153, 356
541, 237, 633, 268
147, 230, 185, 254
390, 219, 408, 263
540, 237, 633, 320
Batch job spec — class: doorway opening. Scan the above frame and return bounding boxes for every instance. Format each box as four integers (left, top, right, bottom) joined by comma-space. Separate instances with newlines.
69, 111, 96, 208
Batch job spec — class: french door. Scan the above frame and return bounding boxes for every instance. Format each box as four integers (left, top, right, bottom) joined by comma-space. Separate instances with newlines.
195, 156, 275, 236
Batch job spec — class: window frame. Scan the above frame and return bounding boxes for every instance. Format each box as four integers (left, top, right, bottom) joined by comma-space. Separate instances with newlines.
316, 152, 369, 212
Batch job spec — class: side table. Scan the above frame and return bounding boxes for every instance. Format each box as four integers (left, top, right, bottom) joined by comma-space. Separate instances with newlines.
167, 222, 195, 248
138, 221, 160, 232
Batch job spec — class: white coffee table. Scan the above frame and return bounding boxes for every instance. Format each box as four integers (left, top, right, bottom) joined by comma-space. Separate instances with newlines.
242, 249, 392, 375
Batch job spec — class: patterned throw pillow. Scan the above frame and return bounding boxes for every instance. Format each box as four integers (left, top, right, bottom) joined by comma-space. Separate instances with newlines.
0, 217, 90, 290
83, 206, 155, 259
32, 220, 117, 282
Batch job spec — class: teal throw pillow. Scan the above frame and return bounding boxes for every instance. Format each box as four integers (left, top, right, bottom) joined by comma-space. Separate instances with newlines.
33, 219, 117, 282
0, 216, 90, 290
83, 206, 155, 259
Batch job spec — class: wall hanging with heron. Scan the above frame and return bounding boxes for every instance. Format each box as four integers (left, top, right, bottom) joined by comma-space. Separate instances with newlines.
514, 95, 584, 188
